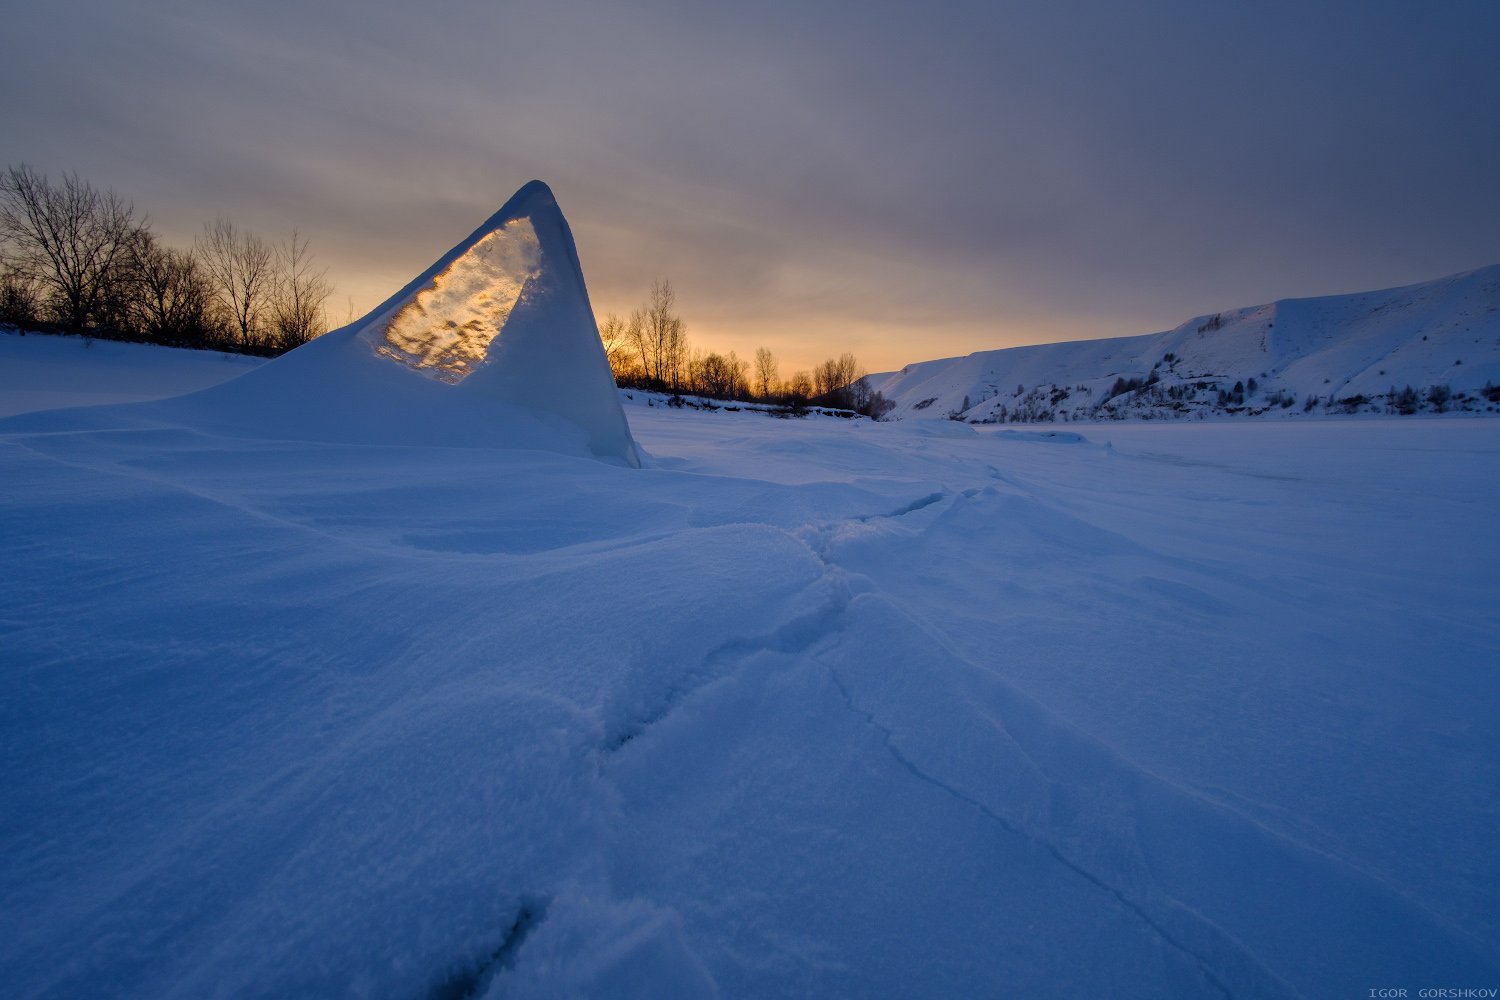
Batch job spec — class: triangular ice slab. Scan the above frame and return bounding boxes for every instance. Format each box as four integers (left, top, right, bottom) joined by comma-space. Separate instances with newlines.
371, 216, 542, 382
137, 182, 642, 466
351, 180, 641, 466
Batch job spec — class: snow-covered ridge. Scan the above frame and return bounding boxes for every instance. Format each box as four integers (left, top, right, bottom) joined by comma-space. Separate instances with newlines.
872, 264, 1500, 421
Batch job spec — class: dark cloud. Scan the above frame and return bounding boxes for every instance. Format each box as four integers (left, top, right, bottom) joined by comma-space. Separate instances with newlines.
3, 0, 1497, 372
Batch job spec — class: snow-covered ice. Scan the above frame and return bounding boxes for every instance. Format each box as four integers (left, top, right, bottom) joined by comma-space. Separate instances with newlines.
3, 335, 1497, 996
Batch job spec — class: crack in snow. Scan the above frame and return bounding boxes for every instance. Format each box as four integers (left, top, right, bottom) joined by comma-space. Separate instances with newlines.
795, 487, 1272, 996
795, 490, 955, 565
877, 490, 948, 520
425, 895, 550, 1000
824, 667, 1241, 1000
601, 582, 854, 755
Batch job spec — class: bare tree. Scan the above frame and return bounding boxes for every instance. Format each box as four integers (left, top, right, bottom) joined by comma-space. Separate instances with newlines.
629, 278, 687, 391
625, 307, 652, 385
0, 165, 140, 331
127, 231, 219, 346
813, 358, 834, 399
696, 350, 749, 400
0, 267, 39, 327
726, 350, 748, 399
787, 370, 813, 406
848, 375, 892, 418
813, 352, 863, 408
663, 316, 688, 393
684, 346, 706, 395
197, 217, 272, 351
598, 311, 637, 384
267, 229, 330, 352
754, 346, 778, 401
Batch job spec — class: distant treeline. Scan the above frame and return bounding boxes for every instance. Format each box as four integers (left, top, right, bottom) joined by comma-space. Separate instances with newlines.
599, 279, 891, 416
0, 164, 331, 355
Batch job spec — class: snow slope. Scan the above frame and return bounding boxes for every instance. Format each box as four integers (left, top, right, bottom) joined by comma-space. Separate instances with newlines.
0, 332, 264, 418
3, 343, 1497, 998
872, 264, 1500, 421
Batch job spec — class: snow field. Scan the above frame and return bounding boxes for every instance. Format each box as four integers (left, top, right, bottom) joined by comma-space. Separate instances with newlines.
3, 366, 1498, 995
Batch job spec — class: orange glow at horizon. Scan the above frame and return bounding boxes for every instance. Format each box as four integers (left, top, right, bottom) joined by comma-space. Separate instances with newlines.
336, 264, 1083, 385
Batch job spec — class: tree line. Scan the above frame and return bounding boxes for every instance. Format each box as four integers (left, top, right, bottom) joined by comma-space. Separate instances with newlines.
598, 278, 890, 415
0, 164, 331, 354
1, 164, 892, 417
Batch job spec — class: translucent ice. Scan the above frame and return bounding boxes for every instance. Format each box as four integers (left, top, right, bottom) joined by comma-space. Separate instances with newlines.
373, 217, 541, 383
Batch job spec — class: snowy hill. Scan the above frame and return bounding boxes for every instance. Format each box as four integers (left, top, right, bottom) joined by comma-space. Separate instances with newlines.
872, 264, 1500, 422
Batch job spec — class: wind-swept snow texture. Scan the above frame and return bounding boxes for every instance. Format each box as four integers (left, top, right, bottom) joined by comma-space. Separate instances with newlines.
873, 263, 1500, 422
4, 340, 1499, 998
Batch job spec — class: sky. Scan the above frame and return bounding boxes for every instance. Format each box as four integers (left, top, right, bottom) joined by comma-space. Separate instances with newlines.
4, 0, 1499, 376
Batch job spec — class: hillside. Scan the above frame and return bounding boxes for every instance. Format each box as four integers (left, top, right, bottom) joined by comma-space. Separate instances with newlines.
871, 264, 1500, 422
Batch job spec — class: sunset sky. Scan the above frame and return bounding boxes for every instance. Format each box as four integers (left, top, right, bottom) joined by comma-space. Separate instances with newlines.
5, 0, 1499, 376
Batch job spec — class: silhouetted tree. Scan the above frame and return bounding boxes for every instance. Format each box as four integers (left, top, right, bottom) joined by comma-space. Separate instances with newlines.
0, 267, 39, 326
786, 370, 813, 409
0, 164, 139, 331
629, 278, 687, 391
198, 217, 272, 351
813, 352, 863, 408
267, 229, 330, 352
695, 350, 749, 399
849, 375, 894, 419
754, 346, 778, 401
598, 312, 638, 383
126, 232, 220, 346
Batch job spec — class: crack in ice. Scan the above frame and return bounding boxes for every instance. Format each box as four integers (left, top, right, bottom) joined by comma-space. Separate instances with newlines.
824, 666, 1241, 1000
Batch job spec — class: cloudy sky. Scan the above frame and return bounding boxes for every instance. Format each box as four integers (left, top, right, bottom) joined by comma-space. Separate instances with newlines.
5, 0, 1498, 374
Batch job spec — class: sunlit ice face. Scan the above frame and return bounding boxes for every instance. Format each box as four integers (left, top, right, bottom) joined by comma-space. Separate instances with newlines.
370, 218, 541, 383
